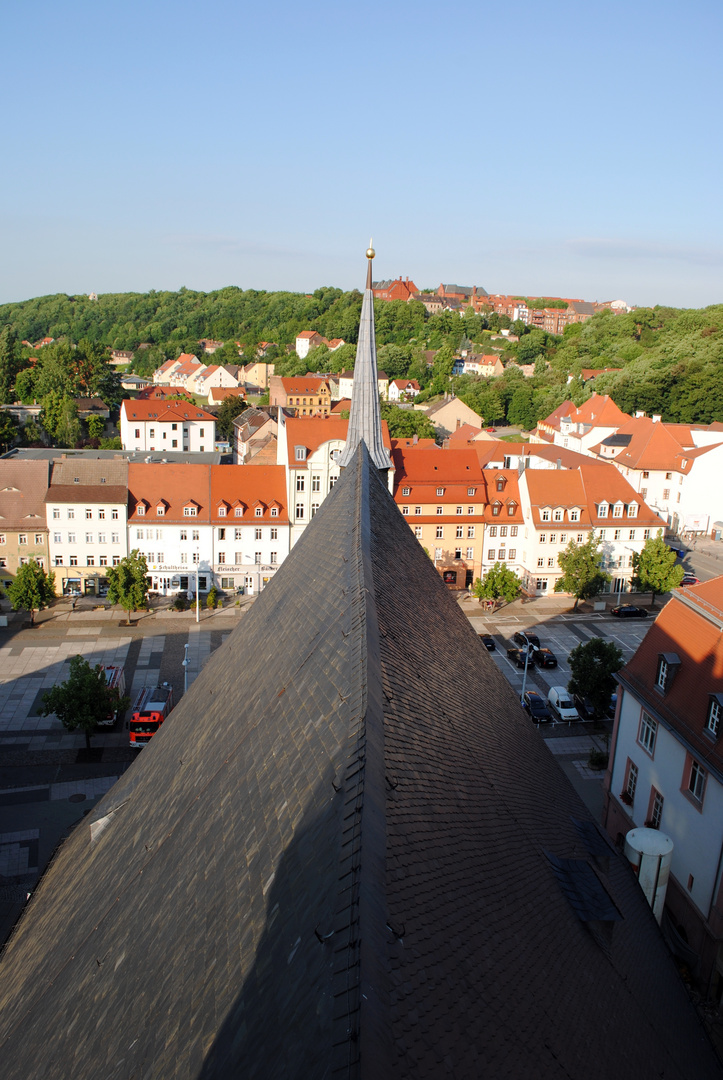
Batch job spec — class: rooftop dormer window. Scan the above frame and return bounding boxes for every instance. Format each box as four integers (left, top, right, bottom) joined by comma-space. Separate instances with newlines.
553, 508, 563, 522
184, 506, 197, 517
598, 503, 608, 518
627, 503, 638, 518
492, 502, 501, 517
218, 506, 227, 516
706, 695, 723, 739
255, 507, 263, 517
496, 476, 507, 492
613, 503, 623, 518
156, 505, 165, 516
656, 652, 680, 694
569, 508, 580, 522
541, 509, 550, 522
295, 445, 307, 462
402, 487, 411, 496
137, 505, 145, 516
507, 501, 517, 517
436, 487, 444, 496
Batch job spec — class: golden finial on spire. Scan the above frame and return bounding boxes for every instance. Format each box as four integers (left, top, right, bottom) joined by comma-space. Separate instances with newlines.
366, 238, 375, 260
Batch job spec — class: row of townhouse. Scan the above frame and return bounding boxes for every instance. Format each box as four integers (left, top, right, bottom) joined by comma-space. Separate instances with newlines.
532, 394, 723, 536
603, 577, 723, 1003
152, 354, 275, 395
0, 457, 289, 599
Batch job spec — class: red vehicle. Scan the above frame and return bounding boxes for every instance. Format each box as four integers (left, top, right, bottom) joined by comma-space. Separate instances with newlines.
129, 684, 174, 748
97, 665, 126, 727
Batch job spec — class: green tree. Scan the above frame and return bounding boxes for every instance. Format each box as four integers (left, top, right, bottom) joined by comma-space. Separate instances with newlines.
380, 402, 435, 439
14, 368, 37, 402
86, 415, 105, 439
216, 395, 248, 440
472, 562, 522, 610
568, 637, 624, 717
0, 411, 19, 452
55, 397, 82, 447
631, 535, 684, 607
20, 418, 43, 445
40, 655, 130, 750
0, 324, 21, 403
106, 549, 149, 624
7, 559, 56, 624
554, 535, 611, 610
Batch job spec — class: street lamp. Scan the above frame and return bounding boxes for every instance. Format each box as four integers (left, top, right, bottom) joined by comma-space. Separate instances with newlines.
182, 642, 190, 694
195, 551, 200, 624
519, 631, 532, 705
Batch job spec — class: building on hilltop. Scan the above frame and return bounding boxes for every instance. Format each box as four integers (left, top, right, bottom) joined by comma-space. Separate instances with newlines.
371, 275, 418, 302
603, 577, 723, 1002
269, 375, 332, 416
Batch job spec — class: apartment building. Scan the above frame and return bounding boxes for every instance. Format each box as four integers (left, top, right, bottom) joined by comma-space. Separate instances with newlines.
120, 400, 216, 453
603, 578, 723, 1001
517, 463, 666, 596
269, 376, 332, 416
0, 460, 50, 590
392, 446, 491, 589
45, 459, 129, 596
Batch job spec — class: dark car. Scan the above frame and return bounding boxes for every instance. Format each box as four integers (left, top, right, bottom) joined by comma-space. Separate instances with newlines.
479, 634, 496, 651
573, 694, 596, 721
533, 647, 557, 669
610, 605, 649, 618
513, 631, 541, 650
506, 646, 532, 669
522, 690, 551, 722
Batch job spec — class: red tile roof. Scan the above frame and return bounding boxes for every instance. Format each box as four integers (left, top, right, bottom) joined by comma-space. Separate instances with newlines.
280, 377, 330, 394
284, 416, 391, 466
209, 465, 288, 521
121, 400, 216, 422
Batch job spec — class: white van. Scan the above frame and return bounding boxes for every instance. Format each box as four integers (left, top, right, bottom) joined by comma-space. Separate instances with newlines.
547, 686, 580, 722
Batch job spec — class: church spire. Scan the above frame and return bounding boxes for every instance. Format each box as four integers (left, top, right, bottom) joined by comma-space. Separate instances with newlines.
338, 242, 390, 471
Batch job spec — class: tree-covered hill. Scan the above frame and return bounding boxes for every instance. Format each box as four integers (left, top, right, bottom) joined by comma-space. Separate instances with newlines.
1, 286, 722, 429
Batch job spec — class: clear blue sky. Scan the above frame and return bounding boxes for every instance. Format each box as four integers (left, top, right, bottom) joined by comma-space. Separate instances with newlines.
2, 0, 721, 308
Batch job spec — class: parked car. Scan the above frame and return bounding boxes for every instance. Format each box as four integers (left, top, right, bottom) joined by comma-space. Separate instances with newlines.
610, 605, 649, 618
533, 648, 557, 669
522, 691, 551, 722
478, 634, 496, 651
680, 575, 699, 586
506, 646, 532, 669
513, 631, 540, 650
573, 694, 596, 721
547, 686, 580, 722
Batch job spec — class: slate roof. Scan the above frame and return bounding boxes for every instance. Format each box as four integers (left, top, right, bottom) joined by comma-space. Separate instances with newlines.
45, 458, 128, 505
0, 444, 721, 1078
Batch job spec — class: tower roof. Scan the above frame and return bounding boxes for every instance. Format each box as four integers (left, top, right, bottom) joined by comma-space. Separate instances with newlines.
0, 445, 720, 1078
338, 247, 390, 471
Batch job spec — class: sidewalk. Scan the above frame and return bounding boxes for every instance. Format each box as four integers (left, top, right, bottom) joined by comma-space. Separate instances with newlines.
0, 596, 256, 629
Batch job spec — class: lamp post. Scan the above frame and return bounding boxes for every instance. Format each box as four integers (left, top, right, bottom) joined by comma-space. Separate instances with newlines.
195, 551, 200, 624
182, 642, 190, 694
519, 631, 532, 705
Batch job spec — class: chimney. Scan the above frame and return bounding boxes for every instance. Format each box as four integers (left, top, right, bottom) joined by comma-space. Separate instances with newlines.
457, 417, 462, 430
413, 433, 418, 445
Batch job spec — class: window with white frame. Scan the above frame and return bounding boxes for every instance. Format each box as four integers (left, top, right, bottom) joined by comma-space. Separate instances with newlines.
255, 527, 262, 540
296, 475, 305, 492
295, 504, 304, 520
184, 506, 197, 517
415, 506, 421, 516
688, 759, 707, 803
53, 508, 60, 519
235, 507, 243, 517
628, 503, 638, 518
467, 526, 475, 538
492, 503, 501, 517
436, 487, 444, 496
547, 557, 555, 567
402, 486, 410, 496
466, 547, 474, 559
656, 657, 669, 691
402, 506, 409, 516
467, 506, 474, 515
598, 503, 608, 518
488, 549, 495, 560
436, 506, 443, 515
436, 525, 443, 538
639, 712, 657, 754
192, 530, 199, 540
234, 528, 242, 540
456, 525, 463, 538
626, 761, 638, 801
67, 509, 74, 519
218, 506, 226, 517
569, 509, 579, 522
706, 697, 723, 738
255, 507, 263, 517
434, 548, 442, 560
508, 548, 516, 559
650, 790, 664, 829
255, 552, 262, 564
456, 506, 463, 516
85, 532, 92, 544
538, 557, 544, 567
542, 509, 550, 521
614, 529, 621, 540
488, 526, 497, 537
311, 503, 319, 517
613, 503, 623, 517
539, 534, 546, 544
553, 509, 563, 522
68, 532, 76, 544
549, 534, 556, 544
414, 526, 422, 538
577, 533, 584, 543
271, 507, 278, 517
54, 532, 61, 543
